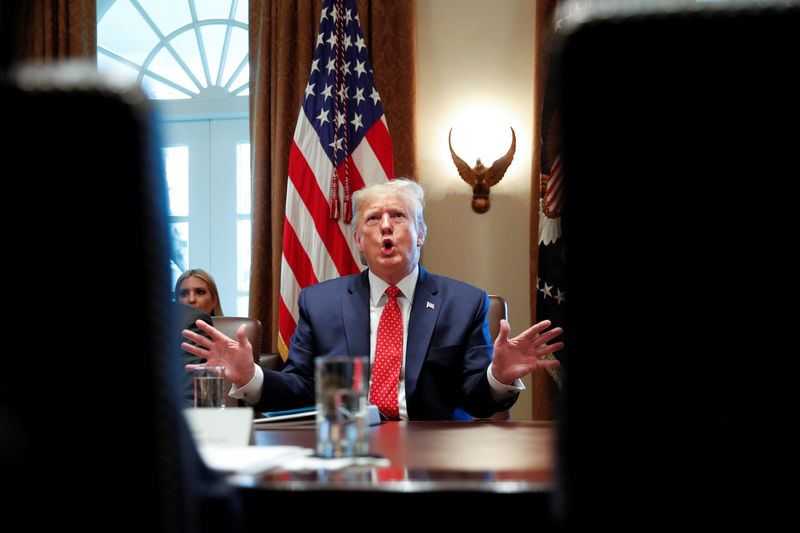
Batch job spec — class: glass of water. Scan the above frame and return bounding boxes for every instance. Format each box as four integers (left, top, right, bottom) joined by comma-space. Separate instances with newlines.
315, 355, 370, 457
193, 366, 226, 408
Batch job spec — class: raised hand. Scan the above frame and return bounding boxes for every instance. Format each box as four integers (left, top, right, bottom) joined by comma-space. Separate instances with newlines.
490, 319, 563, 385
182, 320, 256, 387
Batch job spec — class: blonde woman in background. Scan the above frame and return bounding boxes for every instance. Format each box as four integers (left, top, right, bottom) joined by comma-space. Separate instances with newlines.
175, 268, 223, 316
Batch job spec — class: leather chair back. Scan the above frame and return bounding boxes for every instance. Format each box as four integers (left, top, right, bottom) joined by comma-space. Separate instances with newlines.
487, 295, 510, 421
487, 295, 507, 342
210, 316, 263, 364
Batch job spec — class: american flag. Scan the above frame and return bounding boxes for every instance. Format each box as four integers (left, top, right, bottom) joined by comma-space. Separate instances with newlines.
278, 0, 394, 359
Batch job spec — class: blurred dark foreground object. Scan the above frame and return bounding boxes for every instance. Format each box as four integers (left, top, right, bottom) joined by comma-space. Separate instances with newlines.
551, 0, 799, 528
1, 61, 242, 533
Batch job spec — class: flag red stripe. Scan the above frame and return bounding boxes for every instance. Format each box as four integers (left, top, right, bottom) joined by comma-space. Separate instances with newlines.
365, 118, 394, 179
338, 155, 365, 195
282, 217, 318, 289
546, 153, 564, 213
547, 178, 563, 204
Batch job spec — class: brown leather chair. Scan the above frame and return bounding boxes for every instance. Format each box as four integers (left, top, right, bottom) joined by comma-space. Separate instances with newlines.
209, 316, 260, 407
210, 316, 263, 364
209, 316, 284, 407
487, 294, 507, 343
485, 295, 510, 421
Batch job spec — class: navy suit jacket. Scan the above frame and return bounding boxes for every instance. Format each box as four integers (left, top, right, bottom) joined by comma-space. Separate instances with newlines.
257, 266, 517, 420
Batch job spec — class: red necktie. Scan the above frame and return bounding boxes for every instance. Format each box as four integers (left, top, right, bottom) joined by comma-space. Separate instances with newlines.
370, 286, 403, 419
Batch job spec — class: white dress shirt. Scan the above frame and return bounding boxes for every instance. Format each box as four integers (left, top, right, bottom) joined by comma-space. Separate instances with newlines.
231, 265, 524, 415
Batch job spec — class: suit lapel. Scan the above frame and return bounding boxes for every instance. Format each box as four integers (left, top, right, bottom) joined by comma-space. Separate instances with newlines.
343, 270, 371, 356
405, 266, 440, 398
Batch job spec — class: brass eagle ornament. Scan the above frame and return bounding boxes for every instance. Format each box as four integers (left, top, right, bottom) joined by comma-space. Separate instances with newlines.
448, 126, 516, 213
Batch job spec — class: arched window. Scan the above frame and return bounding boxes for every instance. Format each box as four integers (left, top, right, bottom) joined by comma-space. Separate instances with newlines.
98, 0, 251, 316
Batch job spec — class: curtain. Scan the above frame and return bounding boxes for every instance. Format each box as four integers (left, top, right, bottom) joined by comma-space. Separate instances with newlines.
530, 0, 559, 420
249, 0, 417, 353
11, 0, 96, 63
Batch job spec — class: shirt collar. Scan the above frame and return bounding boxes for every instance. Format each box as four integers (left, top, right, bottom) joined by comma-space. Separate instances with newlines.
368, 264, 419, 305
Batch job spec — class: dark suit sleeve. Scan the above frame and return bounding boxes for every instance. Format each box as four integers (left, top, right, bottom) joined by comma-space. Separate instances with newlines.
410, 283, 518, 420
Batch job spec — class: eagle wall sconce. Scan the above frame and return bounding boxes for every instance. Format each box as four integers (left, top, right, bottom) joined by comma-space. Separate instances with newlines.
448, 126, 516, 214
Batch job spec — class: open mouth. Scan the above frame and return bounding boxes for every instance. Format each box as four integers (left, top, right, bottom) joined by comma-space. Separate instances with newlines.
381, 238, 395, 254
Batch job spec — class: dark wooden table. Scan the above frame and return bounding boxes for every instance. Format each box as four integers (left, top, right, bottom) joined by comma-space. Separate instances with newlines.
231, 421, 558, 528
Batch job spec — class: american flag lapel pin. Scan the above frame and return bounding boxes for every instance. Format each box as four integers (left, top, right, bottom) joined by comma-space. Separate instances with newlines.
427, 301, 435, 309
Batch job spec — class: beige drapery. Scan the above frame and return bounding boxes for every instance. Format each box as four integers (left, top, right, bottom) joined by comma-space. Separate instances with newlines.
248, 0, 418, 353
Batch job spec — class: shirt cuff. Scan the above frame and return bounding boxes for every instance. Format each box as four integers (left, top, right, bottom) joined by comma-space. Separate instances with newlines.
487, 363, 525, 402
229, 363, 264, 404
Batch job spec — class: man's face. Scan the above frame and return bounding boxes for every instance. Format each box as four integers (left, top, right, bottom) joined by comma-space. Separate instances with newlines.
354, 194, 424, 285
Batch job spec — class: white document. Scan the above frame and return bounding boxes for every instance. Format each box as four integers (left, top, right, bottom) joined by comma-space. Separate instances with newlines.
183, 407, 314, 474
196, 445, 313, 474
183, 407, 254, 448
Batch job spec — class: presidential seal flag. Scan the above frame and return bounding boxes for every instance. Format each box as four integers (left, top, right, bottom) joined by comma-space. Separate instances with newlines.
279, 0, 394, 359
536, 0, 588, 381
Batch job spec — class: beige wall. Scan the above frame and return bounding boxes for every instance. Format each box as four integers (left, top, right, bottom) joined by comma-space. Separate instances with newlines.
415, 0, 536, 419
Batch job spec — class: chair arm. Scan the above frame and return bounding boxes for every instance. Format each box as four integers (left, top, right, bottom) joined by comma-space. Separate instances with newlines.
259, 353, 283, 371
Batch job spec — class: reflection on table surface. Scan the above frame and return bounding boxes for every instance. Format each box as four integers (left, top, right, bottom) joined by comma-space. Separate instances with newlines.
233, 420, 555, 493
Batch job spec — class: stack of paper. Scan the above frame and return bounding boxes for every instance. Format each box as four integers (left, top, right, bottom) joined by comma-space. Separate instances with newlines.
197, 445, 312, 474
253, 406, 316, 428
253, 405, 382, 428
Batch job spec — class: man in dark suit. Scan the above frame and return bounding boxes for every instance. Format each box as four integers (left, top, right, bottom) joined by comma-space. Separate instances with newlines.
183, 178, 562, 420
